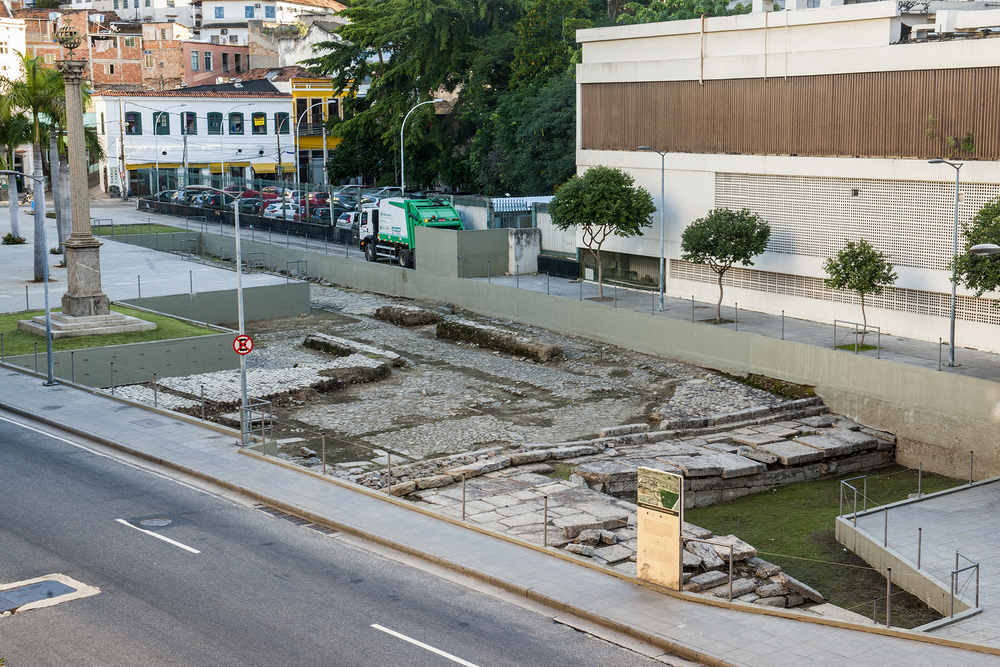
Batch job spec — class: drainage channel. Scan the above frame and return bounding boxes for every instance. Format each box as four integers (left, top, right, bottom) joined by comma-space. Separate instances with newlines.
0, 580, 77, 613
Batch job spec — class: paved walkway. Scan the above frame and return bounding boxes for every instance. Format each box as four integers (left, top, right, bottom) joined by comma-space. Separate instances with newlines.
855, 480, 1000, 646
0, 367, 996, 667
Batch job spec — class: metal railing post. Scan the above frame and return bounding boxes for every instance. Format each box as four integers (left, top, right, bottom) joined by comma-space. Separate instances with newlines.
729, 545, 734, 601
34, 343, 38, 372
735, 303, 738, 331
70, 350, 74, 383
201, 384, 205, 420
153, 372, 157, 408
386, 453, 392, 494
863, 477, 868, 512
918, 528, 922, 569
543, 495, 548, 547
884, 508, 888, 547
781, 310, 784, 340
487, 261, 490, 283
138, 274, 141, 299
1, 333, 4, 362
918, 462, 922, 497
110, 362, 114, 395
462, 473, 466, 520
970, 450, 974, 484
516, 264, 519, 288
853, 486, 858, 526
190, 270, 193, 294
886, 567, 892, 627
939, 338, 942, 371
322, 432, 326, 476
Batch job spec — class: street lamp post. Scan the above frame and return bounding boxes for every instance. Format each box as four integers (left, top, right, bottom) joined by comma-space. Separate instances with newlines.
154, 103, 186, 194
295, 101, 327, 223
3, 169, 55, 385
400, 99, 442, 196
929, 158, 963, 367
221, 102, 255, 192
639, 146, 667, 311
188, 184, 248, 440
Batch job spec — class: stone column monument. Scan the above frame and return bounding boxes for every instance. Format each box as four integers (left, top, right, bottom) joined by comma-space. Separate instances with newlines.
18, 28, 154, 339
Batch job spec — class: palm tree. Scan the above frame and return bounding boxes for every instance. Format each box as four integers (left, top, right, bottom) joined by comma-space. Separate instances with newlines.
1, 53, 63, 282
0, 112, 31, 240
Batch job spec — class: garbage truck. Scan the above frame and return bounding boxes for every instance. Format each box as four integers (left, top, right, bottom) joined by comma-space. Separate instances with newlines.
360, 197, 464, 269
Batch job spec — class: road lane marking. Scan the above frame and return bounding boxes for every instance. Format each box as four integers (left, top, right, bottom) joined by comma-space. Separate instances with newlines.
371, 624, 479, 667
115, 519, 201, 554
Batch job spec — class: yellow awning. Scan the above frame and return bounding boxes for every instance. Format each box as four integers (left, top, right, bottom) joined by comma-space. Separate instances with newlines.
252, 163, 277, 173
209, 164, 223, 173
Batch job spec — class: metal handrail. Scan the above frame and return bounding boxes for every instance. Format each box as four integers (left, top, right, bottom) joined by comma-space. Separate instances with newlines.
951, 553, 980, 617
839, 475, 868, 525
833, 319, 881, 358
685, 537, 735, 601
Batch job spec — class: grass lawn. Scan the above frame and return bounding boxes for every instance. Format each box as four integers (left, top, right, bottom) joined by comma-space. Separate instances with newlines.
91, 223, 185, 236
686, 464, 965, 628
0, 304, 216, 357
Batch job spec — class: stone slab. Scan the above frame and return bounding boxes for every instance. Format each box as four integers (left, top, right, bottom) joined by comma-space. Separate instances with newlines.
548, 445, 600, 460
728, 432, 785, 447
775, 572, 824, 603
713, 577, 757, 598
447, 457, 512, 479
708, 534, 757, 561
822, 428, 878, 452
758, 441, 825, 466
594, 544, 634, 565
683, 570, 729, 592
685, 540, 725, 571
599, 423, 649, 437
737, 446, 778, 464
793, 434, 854, 457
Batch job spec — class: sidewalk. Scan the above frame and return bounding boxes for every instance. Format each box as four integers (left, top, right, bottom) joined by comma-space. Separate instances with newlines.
1, 366, 997, 667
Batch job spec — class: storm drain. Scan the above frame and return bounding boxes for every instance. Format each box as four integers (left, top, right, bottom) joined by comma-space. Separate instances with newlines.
254, 504, 339, 535
0, 580, 77, 613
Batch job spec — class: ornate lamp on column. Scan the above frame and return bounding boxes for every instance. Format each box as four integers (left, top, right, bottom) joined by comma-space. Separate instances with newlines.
56, 27, 110, 318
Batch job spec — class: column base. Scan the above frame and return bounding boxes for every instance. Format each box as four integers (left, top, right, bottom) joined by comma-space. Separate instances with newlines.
62, 293, 110, 318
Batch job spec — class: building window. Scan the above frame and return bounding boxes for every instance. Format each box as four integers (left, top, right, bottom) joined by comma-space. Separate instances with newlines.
311, 98, 323, 125
221, 52, 229, 73
43, 54, 55, 64
113, 0, 119, 8
275, 112, 289, 134
211, 35, 220, 44
215, 6, 223, 18
264, 5, 274, 18
245, 5, 254, 17
204, 51, 212, 71
327, 98, 339, 120
229, 112, 244, 134
123, 36, 136, 47
133, 0, 139, 7
183, 112, 197, 135
207, 112, 222, 135
166, 0, 174, 6
144, 0, 150, 7
251, 112, 267, 134
160, 28, 166, 38
154, 111, 170, 135
105, 64, 116, 74
124, 112, 142, 135
100, 112, 105, 135
229, 35, 238, 44
234, 53, 242, 71
190, 50, 199, 71
144, 53, 153, 68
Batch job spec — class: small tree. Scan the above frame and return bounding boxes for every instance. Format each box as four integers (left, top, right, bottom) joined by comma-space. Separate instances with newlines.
953, 196, 1000, 296
549, 166, 655, 298
823, 239, 898, 348
680, 208, 770, 323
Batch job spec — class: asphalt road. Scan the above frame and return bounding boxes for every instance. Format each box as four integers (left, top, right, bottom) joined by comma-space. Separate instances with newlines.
0, 411, 685, 667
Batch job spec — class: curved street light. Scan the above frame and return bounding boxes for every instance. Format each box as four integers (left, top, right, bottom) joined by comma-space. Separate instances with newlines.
929, 158, 963, 367
400, 99, 442, 196
187, 184, 250, 439
639, 146, 667, 311
295, 101, 331, 223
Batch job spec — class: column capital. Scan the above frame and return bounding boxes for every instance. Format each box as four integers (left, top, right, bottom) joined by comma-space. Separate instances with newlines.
56, 60, 89, 85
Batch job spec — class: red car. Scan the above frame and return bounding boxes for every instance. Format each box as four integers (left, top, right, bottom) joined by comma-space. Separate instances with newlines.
298, 191, 331, 207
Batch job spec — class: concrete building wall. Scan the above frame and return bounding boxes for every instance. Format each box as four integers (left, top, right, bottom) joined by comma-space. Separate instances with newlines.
119, 281, 311, 325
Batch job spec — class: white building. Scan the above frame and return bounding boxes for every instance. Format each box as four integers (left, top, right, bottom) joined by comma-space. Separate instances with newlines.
574, 1, 1000, 354
92, 80, 294, 195
92, 0, 197, 26
197, 0, 343, 45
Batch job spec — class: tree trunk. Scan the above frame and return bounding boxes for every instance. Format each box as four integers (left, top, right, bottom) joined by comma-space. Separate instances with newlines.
32, 142, 46, 282
716, 269, 725, 323
859, 296, 867, 350
7, 173, 19, 239
596, 250, 605, 299
50, 134, 63, 250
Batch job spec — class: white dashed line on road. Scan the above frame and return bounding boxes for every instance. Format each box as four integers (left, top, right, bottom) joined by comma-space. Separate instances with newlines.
371, 624, 480, 666
115, 518, 201, 554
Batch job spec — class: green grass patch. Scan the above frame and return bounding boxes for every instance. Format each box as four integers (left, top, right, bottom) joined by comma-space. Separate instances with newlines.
836, 343, 880, 352
686, 464, 965, 628
547, 462, 574, 481
92, 223, 184, 236
0, 304, 216, 356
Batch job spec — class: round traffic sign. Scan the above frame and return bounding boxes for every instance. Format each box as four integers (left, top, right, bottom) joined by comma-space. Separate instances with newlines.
233, 334, 254, 355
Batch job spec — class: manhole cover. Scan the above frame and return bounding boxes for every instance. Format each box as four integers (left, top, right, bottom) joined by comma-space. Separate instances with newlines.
139, 517, 173, 527
40, 406, 62, 411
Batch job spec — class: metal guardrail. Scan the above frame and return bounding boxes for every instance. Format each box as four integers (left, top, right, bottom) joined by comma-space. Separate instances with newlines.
839, 475, 868, 526
685, 537, 735, 600
834, 320, 881, 358
951, 552, 980, 618
240, 397, 273, 448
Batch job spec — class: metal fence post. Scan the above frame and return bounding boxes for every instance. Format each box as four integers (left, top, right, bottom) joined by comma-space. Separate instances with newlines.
886, 567, 892, 627
728, 545, 734, 601
970, 450, 974, 484
153, 372, 157, 408
70, 350, 74, 383
939, 338, 942, 371
386, 453, 392, 494
516, 264, 519, 288
735, 303, 738, 331
25, 285, 28, 311
462, 473, 467, 520
138, 274, 141, 299
872, 595, 878, 624
884, 508, 888, 547
918, 462, 922, 497
201, 384, 205, 420
487, 261, 491, 283
190, 270, 193, 295
322, 432, 326, 476
781, 310, 785, 340
110, 362, 114, 395
543, 495, 548, 546
918, 527, 922, 569
34, 343, 38, 372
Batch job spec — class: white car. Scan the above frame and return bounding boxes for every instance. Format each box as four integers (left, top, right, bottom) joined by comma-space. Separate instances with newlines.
263, 202, 300, 219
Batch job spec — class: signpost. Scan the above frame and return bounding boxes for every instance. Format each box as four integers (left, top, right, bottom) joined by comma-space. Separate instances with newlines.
233, 334, 253, 355
636, 466, 685, 590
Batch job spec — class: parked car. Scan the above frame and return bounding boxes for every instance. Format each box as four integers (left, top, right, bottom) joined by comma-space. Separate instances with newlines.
336, 211, 360, 243
231, 197, 264, 215
148, 190, 177, 202
260, 186, 285, 201
202, 192, 238, 210
263, 201, 300, 219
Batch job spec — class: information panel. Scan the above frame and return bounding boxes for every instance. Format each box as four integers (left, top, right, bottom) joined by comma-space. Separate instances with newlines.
635, 466, 684, 590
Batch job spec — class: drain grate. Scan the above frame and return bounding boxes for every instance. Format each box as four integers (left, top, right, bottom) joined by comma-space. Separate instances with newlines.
254, 504, 339, 535
0, 580, 77, 612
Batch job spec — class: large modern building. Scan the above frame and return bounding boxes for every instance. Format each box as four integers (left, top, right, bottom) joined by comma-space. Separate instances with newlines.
573, 1, 1000, 355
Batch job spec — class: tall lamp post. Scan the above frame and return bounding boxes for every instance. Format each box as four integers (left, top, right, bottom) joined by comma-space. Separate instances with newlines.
295, 101, 328, 222
929, 158, 963, 367
639, 146, 667, 311
3, 169, 53, 385
400, 99, 442, 196
123, 101, 186, 195
188, 184, 249, 440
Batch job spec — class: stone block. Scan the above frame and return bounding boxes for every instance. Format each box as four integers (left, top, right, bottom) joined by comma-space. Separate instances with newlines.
755, 583, 790, 597
415, 474, 455, 490
798, 415, 837, 428
747, 557, 782, 578
593, 434, 649, 448
600, 423, 650, 438
825, 428, 878, 452
656, 456, 720, 477
729, 433, 785, 447
549, 445, 600, 460
755, 596, 788, 608
575, 529, 602, 546
714, 578, 758, 598
594, 544, 633, 565
709, 534, 757, 561
599, 530, 618, 545
683, 550, 702, 568
660, 417, 708, 430
682, 522, 714, 539
793, 434, 854, 457
758, 441, 825, 466
721, 487, 751, 502
736, 592, 759, 603
564, 543, 595, 557
685, 540, 725, 571
786, 593, 805, 607
775, 572, 823, 603
683, 570, 729, 592
390, 481, 416, 496
509, 450, 551, 465
574, 460, 635, 487
861, 428, 896, 445
702, 442, 740, 454
834, 417, 862, 431
737, 446, 778, 464
447, 457, 512, 479
690, 489, 722, 507
756, 425, 800, 438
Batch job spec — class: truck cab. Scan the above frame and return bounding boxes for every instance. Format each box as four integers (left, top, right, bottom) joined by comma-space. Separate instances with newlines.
360, 197, 463, 269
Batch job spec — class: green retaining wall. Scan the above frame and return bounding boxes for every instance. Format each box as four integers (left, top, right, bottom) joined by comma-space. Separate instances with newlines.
3, 333, 236, 387
123, 229, 1000, 479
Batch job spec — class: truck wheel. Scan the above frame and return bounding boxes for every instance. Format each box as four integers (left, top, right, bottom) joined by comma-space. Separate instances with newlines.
398, 249, 412, 269
364, 242, 376, 262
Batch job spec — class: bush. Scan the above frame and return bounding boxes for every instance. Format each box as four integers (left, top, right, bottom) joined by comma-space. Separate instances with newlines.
2, 232, 26, 245
50, 246, 62, 254
45, 211, 55, 218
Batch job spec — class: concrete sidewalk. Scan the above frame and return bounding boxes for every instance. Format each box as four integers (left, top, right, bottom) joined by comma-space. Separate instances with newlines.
1, 366, 996, 667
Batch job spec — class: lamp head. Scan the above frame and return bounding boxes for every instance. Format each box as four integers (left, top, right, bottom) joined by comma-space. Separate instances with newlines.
970, 243, 1000, 256
928, 159, 946, 164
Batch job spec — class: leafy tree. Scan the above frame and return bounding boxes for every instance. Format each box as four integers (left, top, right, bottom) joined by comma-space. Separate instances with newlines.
0, 53, 62, 282
823, 239, 897, 347
549, 165, 655, 298
953, 196, 1000, 296
618, 0, 750, 24
680, 207, 770, 323
0, 112, 31, 240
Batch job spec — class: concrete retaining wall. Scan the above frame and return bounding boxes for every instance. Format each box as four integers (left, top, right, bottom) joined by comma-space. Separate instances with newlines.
118, 281, 311, 326
3, 333, 236, 387
133, 229, 1000, 479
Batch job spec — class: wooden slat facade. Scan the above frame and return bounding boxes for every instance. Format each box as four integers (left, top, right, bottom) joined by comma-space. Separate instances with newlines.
581, 68, 1000, 160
